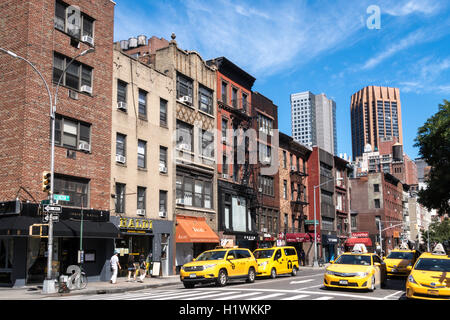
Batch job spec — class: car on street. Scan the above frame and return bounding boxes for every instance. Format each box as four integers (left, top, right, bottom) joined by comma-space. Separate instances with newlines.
405, 243, 450, 300
253, 246, 299, 278
383, 247, 420, 278
324, 244, 387, 292
179, 246, 258, 288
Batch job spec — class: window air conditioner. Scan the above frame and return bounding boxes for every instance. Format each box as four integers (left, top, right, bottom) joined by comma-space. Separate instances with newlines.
222, 173, 229, 179
159, 210, 166, 218
291, 166, 296, 171
78, 142, 91, 152
117, 101, 127, 111
221, 136, 227, 143
179, 95, 192, 105
116, 154, 126, 163
136, 209, 146, 216
81, 35, 94, 46
159, 163, 167, 173
262, 157, 271, 164
80, 85, 92, 94
258, 187, 263, 193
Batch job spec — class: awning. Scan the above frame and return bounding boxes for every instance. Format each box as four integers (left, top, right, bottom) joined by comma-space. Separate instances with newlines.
345, 237, 373, 247
286, 233, 311, 243
176, 215, 219, 243
0, 216, 119, 238
54, 220, 120, 239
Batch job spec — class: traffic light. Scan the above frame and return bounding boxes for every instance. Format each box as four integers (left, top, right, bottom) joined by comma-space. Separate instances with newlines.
29, 224, 49, 238
42, 171, 51, 193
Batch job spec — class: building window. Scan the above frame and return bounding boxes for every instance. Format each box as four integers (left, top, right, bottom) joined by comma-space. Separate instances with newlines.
54, 115, 91, 151
137, 140, 147, 169
176, 174, 213, 209
160, 98, 168, 127
257, 113, 273, 136
115, 183, 125, 213
199, 129, 214, 159
54, 1, 95, 43
221, 118, 228, 144
117, 80, 127, 104
176, 73, 193, 102
258, 143, 272, 164
54, 174, 89, 207
116, 133, 126, 160
283, 151, 287, 168
53, 53, 92, 91
232, 87, 238, 108
283, 180, 288, 199
259, 175, 274, 196
138, 89, 147, 118
159, 190, 167, 217
374, 199, 381, 208
137, 186, 146, 211
159, 146, 168, 173
242, 93, 248, 112
176, 120, 193, 152
374, 184, 380, 192
199, 86, 213, 115
221, 81, 228, 103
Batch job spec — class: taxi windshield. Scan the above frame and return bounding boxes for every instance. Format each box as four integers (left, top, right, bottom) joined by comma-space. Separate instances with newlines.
196, 250, 227, 261
414, 258, 450, 272
335, 254, 371, 266
387, 252, 414, 260
254, 250, 274, 259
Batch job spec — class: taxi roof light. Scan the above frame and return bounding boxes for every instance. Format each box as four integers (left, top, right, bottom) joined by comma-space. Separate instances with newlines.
399, 242, 409, 250
352, 243, 368, 254
432, 243, 446, 256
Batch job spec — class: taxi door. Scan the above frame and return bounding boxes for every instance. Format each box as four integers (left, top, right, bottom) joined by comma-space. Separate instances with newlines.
373, 255, 386, 285
273, 249, 287, 274
226, 250, 240, 276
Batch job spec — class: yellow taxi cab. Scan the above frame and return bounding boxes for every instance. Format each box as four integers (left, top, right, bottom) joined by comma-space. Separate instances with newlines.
406, 243, 450, 300
383, 243, 420, 278
324, 243, 387, 291
179, 246, 258, 288
253, 246, 299, 278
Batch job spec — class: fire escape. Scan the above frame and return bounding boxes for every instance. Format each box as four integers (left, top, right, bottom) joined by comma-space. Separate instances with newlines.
289, 157, 309, 234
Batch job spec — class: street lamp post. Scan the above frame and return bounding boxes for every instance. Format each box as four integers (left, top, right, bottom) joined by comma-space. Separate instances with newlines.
1, 47, 94, 293
313, 177, 343, 267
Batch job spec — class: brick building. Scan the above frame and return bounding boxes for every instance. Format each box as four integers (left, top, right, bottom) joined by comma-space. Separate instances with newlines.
206, 57, 258, 250
349, 172, 404, 254
0, 0, 116, 287
278, 132, 310, 262
252, 92, 280, 248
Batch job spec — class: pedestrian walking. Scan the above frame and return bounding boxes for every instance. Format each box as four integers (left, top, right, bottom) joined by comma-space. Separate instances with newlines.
300, 248, 306, 266
110, 251, 121, 284
127, 254, 137, 282
138, 254, 146, 282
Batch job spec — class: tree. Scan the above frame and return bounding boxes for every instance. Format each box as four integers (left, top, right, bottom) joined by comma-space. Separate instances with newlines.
420, 218, 450, 250
414, 100, 450, 216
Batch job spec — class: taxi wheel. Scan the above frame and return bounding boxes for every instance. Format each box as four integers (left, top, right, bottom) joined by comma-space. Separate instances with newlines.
291, 267, 298, 276
270, 268, 277, 279
246, 267, 256, 283
216, 269, 228, 287
369, 276, 376, 292
183, 282, 195, 289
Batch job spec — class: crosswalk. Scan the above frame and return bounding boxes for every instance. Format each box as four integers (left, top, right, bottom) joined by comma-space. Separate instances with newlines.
43, 288, 353, 301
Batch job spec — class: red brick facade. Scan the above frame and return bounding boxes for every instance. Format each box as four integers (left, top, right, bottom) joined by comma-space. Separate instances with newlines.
0, 0, 115, 210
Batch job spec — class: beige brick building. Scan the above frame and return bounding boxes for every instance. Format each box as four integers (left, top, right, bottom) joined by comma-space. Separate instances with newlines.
110, 46, 175, 276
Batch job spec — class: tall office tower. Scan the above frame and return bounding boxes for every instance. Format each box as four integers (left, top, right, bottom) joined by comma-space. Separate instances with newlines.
290, 91, 337, 155
350, 86, 403, 160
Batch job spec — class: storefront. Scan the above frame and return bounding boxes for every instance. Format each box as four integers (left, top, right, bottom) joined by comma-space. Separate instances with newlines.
110, 216, 174, 277
175, 215, 219, 273
321, 233, 338, 262
0, 201, 119, 287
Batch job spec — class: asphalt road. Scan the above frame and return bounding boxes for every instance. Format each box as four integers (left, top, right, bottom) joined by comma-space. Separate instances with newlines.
42, 269, 408, 301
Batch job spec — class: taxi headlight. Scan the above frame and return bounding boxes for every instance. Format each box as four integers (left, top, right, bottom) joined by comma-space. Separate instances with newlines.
203, 264, 217, 270
356, 272, 369, 278
408, 274, 417, 284
325, 269, 334, 275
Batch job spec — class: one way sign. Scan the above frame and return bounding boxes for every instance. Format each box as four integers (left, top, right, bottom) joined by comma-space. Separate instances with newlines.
43, 205, 62, 213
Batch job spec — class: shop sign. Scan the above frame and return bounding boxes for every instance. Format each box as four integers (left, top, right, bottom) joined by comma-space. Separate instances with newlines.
119, 217, 152, 231
244, 235, 256, 241
351, 232, 369, 238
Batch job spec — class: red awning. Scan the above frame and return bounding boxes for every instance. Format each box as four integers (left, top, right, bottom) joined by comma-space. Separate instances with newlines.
345, 237, 373, 247
286, 233, 311, 243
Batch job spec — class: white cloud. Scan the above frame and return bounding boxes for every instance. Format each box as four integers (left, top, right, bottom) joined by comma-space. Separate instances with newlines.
383, 0, 442, 16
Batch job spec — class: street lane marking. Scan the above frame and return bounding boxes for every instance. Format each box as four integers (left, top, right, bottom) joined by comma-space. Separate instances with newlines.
153, 290, 218, 300
282, 294, 310, 300
290, 279, 315, 284
245, 293, 285, 300
314, 296, 333, 300
383, 291, 404, 300
214, 292, 261, 300
186, 291, 240, 300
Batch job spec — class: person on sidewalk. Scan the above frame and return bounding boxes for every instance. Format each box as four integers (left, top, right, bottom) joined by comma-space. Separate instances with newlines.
127, 254, 137, 282
110, 251, 121, 284
138, 254, 146, 283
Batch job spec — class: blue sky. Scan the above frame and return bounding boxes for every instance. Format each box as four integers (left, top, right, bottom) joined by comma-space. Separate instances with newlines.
113, 0, 450, 160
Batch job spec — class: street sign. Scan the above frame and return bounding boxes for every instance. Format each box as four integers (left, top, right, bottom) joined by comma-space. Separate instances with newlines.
43, 205, 62, 213
43, 214, 59, 223
53, 194, 70, 201
305, 220, 319, 225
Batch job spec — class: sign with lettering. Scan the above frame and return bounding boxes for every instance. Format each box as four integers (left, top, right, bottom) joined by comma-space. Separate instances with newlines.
351, 232, 369, 238
119, 217, 152, 232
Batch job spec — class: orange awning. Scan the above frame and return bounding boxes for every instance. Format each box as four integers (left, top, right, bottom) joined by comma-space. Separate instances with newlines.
176, 215, 219, 243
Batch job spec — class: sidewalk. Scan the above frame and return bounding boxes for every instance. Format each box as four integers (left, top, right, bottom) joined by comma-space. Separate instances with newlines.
0, 265, 328, 300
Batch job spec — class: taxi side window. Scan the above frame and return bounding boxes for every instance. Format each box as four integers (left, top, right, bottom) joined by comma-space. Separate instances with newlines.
284, 248, 296, 256
274, 250, 282, 260
227, 250, 237, 259
373, 255, 381, 264
237, 250, 251, 259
